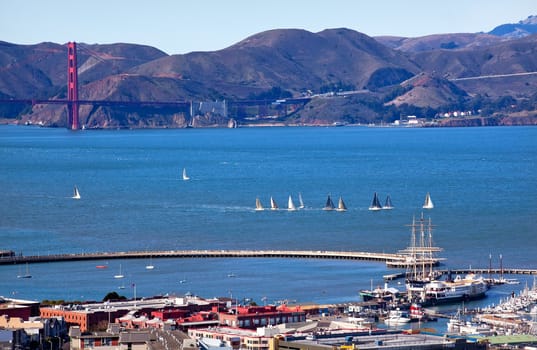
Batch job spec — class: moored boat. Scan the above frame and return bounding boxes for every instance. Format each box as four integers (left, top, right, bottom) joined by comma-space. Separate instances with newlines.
414, 274, 489, 306
383, 309, 411, 326
17, 263, 32, 279
402, 215, 487, 306
114, 264, 125, 279
360, 283, 400, 302
146, 256, 154, 270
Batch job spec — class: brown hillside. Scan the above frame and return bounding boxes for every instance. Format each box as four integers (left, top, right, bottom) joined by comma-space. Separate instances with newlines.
132, 28, 420, 98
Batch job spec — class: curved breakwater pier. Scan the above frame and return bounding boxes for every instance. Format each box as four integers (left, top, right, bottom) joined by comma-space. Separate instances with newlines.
1, 250, 536, 276
0, 249, 421, 266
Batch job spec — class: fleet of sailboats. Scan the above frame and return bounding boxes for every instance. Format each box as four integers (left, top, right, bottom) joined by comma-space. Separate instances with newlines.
72, 186, 81, 200
253, 192, 431, 211
423, 192, 434, 209
256, 194, 306, 211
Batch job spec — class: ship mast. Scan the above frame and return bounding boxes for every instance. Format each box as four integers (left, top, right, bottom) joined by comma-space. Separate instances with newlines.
401, 213, 442, 281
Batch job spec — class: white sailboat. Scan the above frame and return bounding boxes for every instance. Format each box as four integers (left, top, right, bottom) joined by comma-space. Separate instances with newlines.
72, 186, 81, 200
270, 196, 278, 210
383, 195, 394, 210
336, 196, 347, 212
255, 197, 264, 211
287, 195, 297, 211
182, 168, 190, 181
17, 263, 32, 279
298, 193, 305, 209
146, 256, 154, 270
422, 192, 434, 209
323, 194, 335, 211
368, 192, 382, 211
114, 264, 125, 279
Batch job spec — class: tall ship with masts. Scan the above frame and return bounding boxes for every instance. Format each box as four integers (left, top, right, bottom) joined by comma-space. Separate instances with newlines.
401, 214, 488, 306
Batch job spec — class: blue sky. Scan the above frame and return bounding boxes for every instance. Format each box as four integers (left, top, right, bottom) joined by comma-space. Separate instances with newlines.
1, 0, 535, 55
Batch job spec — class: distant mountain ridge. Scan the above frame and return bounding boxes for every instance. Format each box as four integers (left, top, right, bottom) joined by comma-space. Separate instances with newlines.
488, 15, 537, 38
0, 16, 536, 128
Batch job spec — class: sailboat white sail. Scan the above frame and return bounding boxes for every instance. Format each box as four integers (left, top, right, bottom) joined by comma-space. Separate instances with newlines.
287, 195, 297, 211
298, 193, 305, 209
336, 196, 347, 212
423, 192, 434, 209
383, 195, 394, 210
72, 186, 81, 200
323, 194, 335, 211
270, 196, 278, 210
182, 168, 190, 181
368, 192, 382, 211
255, 197, 264, 211
17, 263, 32, 279
114, 264, 125, 279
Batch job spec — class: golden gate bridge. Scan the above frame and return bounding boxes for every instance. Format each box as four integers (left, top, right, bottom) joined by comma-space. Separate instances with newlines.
0, 42, 310, 130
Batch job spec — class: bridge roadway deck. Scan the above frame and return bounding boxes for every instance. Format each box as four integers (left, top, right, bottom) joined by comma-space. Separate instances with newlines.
0, 249, 407, 266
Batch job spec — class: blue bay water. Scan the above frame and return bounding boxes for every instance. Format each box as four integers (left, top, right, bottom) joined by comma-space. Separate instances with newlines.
0, 125, 536, 313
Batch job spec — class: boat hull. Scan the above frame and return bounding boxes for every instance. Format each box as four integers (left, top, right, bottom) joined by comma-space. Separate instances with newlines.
407, 275, 489, 306
421, 290, 487, 306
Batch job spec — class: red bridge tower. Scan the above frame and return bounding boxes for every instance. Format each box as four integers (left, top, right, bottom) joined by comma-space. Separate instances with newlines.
67, 42, 79, 130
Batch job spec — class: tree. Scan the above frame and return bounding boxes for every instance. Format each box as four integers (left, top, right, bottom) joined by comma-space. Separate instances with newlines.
103, 291, 126, 302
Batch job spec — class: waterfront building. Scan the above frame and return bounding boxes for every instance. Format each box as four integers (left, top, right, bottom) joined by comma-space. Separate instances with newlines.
217, 305, 306, 329
40, 295, 222, 332
271, 333, 484, 350
0, 296, 40, 320
189, 326, 274, 350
